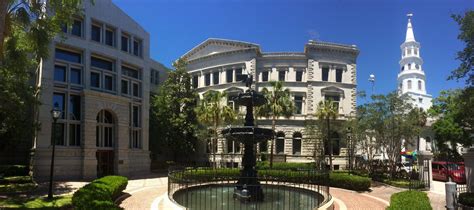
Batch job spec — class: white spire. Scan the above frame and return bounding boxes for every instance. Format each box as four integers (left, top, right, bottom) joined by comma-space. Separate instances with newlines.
405, 13, 416, 42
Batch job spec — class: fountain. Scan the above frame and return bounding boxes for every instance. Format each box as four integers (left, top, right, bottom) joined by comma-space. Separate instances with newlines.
221, 75, 274, 202
167, 74, 332, 210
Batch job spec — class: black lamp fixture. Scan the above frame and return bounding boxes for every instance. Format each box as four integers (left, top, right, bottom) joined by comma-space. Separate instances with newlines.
48, 102, 61, 200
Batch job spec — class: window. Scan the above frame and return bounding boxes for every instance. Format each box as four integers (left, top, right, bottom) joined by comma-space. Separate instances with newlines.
61, 23, 67, 33
213, 72, 219, 85
336, 68, 343, 83
292, 133, 302, 155
96, 110, 114, 147
227, 95, 238, 112
205, 73, 211, 86
130, 105, 141, 149
133, 39, 142, 57
325, 95, 340, 111
122, 66, 140, 79
105, 28, 114, 46
418, 80, 422, 90
69, 95, 81, 120
408, 80, 412, 89
262, 71, 269, 82
192, 75, 199, 89
419, 98, 423, 103
414, 48, 418, 55
54, 65, 66, 82
53, 93, 65, 119
408, 63, 412, 70
121, 34, 129, 52
227, 140, 240, 153
121, 80, 129, 94
91, 72, 100, 88
55, 49, 81, 63
415, 64, 420, 70
70, 68, 81, 84
278, 70, 285, 81
259, 141, 267, 153
322, 67, 329, 81
52, 123, 65, 146
132, 82, 140, 97
296, 71, 303, 82
325, 132, 340, 156
150, 69, 160, 85
235, 68, 246, 82
276, 132, 285, 154
401, 66, 405, 71
91, 24, 101, 42
226, 69, 233, 83
104, 75, 114, 91
399, 83, 403, 91
71, 19, 82, 37
91, 57, 113, 71
69, 124, 80, 146
295, 96, 303, 114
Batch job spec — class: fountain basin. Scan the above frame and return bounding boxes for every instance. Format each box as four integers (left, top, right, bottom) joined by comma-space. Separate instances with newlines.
222, 126, 274, 144
172, 184, 326, 210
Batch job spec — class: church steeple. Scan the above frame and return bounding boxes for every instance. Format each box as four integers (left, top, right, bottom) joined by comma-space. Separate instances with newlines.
397, 13, 432, 111
405, 14, 416, 42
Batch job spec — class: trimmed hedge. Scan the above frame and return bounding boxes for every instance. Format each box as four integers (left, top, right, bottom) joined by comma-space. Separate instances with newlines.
459, 192, 474, 207
387, 190, 432, 210
256, 161, 316, 170
329, 173, 371, 191
0, 165, 29, 177
72, 176, 128, 210
173, 168, 370, 191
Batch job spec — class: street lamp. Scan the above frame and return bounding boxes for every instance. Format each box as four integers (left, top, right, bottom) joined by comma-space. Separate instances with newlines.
368, 74, 375, 94
48, 102, 61, 200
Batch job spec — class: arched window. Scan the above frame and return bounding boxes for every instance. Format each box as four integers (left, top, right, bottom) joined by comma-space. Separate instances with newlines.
259, 141, 268, 153
408, 63, 412, 70
96, 110, 114, 147
415, 64, 420, 70
276, 132, 285, 154
292, 132, 302, 155
415, 48, 418, 55
401, 66, 405, 71
399, 83, 403, 91
408, 80, 412, 89
418, 80, 422, 90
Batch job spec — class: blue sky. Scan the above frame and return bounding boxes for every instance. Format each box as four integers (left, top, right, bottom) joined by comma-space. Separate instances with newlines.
113, 0, 472, 101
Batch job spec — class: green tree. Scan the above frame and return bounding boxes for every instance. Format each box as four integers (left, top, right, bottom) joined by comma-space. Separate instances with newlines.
448, 10, 474, 85
196, 90, 237, 167
315, 100, 338, 170
0, 0, 86, 161
429, 90, 472, 155
149, 58, 199, 162
256, 81, 294, 168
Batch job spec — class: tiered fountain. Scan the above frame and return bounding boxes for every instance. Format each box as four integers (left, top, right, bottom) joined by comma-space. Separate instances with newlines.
222, 75, 274, 202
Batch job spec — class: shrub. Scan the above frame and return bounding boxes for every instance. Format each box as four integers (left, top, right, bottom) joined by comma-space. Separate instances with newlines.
329, 173, 371, 191
459, 192, 474, 207
0, 176, 33, 184
72, 176, 128, 210
0, 165, 29, 177
256, 161, 316, 170
387, 190, 432, 210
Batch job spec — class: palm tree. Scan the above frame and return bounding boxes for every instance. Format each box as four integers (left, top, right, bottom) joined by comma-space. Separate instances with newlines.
256, 81, 294, 168
196, 90, 237, 168
315, 100, 338, 170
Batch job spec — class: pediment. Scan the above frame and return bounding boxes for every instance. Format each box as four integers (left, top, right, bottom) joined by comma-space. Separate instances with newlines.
183, 38, 259, 60
321, 86, 344, 96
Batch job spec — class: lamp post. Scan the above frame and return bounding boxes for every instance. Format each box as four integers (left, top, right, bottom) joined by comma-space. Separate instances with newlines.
368, 74, 375, 95
48, 102, 61, 200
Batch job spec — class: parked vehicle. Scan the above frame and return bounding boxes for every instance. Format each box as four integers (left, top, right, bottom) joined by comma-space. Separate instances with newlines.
432, 161, 466, 184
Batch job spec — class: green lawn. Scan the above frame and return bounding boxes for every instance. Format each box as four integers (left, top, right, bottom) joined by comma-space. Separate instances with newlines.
0, 182, 37, 194
0, 195, 72, 209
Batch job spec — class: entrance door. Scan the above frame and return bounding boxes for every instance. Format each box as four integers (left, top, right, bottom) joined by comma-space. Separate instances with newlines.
97, 150, 114, 177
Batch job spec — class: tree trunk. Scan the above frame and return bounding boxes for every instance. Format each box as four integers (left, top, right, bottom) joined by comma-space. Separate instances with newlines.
269, 115, 276, 168
0, 0, 8, 62
327, 117, 333, 170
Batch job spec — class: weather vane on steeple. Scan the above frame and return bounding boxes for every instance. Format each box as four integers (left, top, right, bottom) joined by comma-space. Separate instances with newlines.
407, 13, 413, 21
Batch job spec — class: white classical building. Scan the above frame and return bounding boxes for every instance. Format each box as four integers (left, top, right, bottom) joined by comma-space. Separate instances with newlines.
33, 0, 167, 180
182, 38, 359, 170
